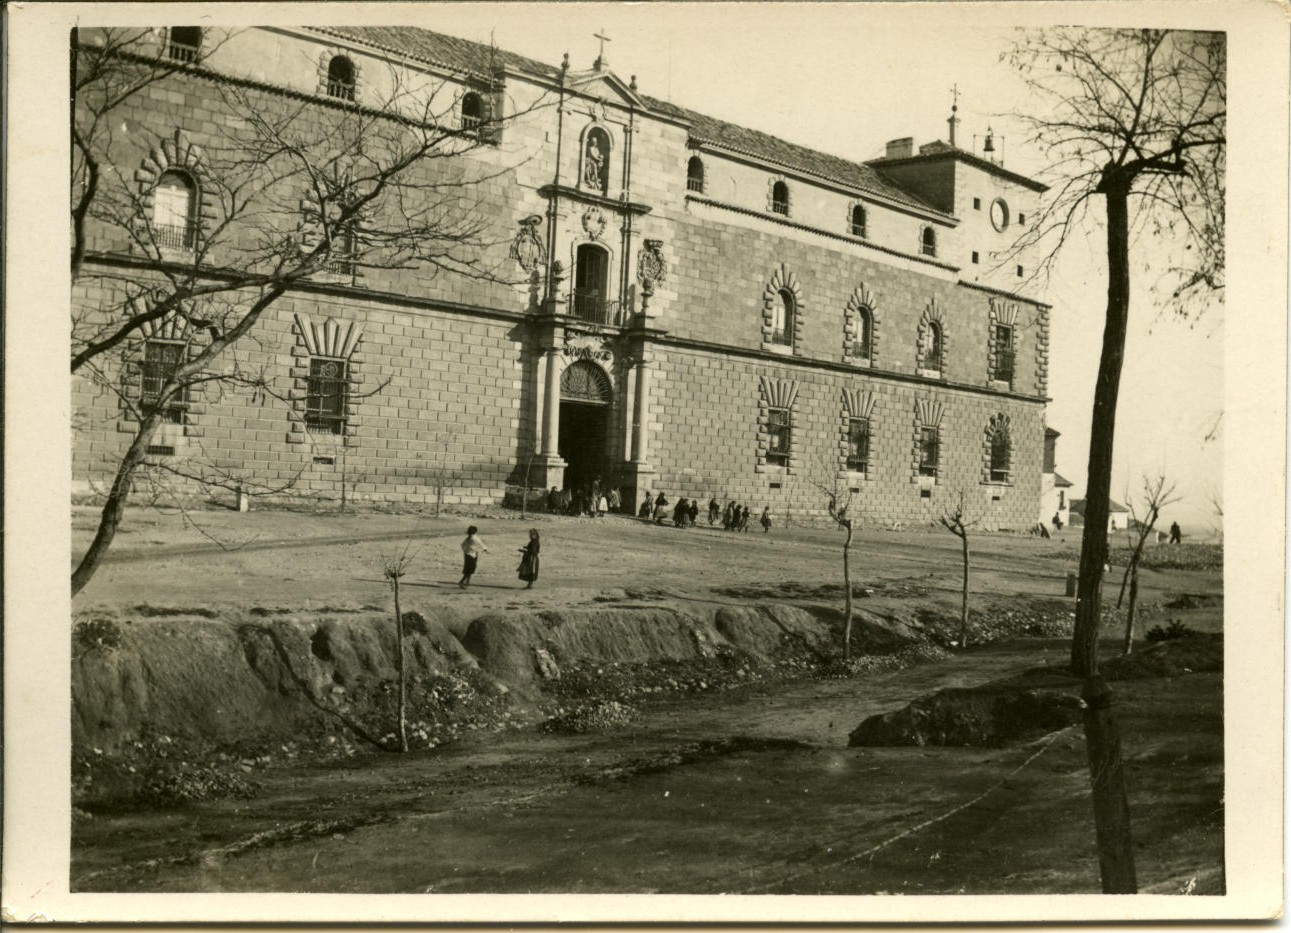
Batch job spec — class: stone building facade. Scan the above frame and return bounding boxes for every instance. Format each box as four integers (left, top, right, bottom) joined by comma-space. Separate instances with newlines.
73, 25, 1052, 528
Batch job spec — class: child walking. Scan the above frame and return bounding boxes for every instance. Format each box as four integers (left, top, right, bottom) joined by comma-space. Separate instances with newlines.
459, 525, 488, 588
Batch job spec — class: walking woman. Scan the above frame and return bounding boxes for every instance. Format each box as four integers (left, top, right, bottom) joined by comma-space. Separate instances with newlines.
517, 529, 540, 588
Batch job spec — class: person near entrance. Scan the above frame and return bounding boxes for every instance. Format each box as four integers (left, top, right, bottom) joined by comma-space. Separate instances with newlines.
760, 506, 772, 533
653, 491, 669, 523
459, 526, 488, 588
639, 492, 652, 519
517, 529, 540, 588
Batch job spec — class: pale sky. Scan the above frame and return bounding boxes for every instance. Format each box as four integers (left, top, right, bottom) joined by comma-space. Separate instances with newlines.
389, 2, 1224, 531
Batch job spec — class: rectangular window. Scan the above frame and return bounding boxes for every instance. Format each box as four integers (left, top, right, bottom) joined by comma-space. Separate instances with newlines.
918, 426, 939, 477
766, 408, 791, 466
847, 418, 870, 474
141, 340, 188, 424
973, 197, 981, 210
971, 251, 979, 264
1016, 265, 1024, 278
306, 357, 348, 434
992, 324, 1015, 383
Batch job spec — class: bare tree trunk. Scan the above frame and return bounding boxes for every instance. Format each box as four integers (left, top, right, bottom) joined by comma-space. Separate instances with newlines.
393, 573, 408, 753
1082, 676, 1137, 892
1073, 177, 1137, 893
842, 521, 853, 659
959, 531, 970, 649
71, 414, 161, 595
1122, 563, 1139, 656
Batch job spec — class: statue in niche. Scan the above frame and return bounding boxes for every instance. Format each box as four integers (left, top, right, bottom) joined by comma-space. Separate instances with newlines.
583, 129, 608, 192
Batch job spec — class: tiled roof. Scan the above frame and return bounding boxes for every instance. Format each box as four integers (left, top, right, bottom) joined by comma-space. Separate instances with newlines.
1052, 471, 1074, 488
306, 26, 559, 82
307, 26, 945, 216
1070, 498, 1128, 515
643, 97, 942, 214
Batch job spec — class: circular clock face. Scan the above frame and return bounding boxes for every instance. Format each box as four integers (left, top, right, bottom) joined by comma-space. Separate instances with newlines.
990, 198, 1010, 232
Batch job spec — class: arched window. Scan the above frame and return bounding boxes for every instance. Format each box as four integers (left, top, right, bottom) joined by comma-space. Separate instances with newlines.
461, 91, 485, 131
850, 204, 867, 237
687, 156, 705, 193
583, 127, 611, 192
167, 27, 202, 63
926, 320, 943, 372
921, 226, 937, 257
572, 243, 611, 324
772, 288, 795, 346
990, 428, 1011, 483
771, 180, 790, 216
153, 170, 196, 250
855, 306, 873, 360
327, 55, 356, 101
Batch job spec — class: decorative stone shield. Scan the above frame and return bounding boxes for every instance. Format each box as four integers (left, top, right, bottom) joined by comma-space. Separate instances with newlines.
509, 214, 546, 273
637, 238, 668, 287
582, 206, 608, 242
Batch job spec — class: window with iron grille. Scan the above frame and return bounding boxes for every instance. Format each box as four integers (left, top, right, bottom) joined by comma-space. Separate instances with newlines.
326, 222, 358, 276
918, 426, 940, 477
766, 407, 791, 466
327, 55, 356, 101
854, 306, 872, 360
847, 417, 870, 473
167, 27, 202, 62
990, 429, 1011, 482
771, 288, 794, 346
921, 226, 937, 257
461, 91, 485, 131
306, 357, 348, 434
687, 156, 704, 193
850, 204, 867, 237
142, 340, 188, 424
924, 320, 943, 372
992, 323, 1014, 383
153, 170, 197, 251
771, 181, 789, 216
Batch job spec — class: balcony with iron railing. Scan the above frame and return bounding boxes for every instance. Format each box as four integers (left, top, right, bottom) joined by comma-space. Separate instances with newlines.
168, 41, 200, 63
569, 289, 625, 327
155, 222, 197, 252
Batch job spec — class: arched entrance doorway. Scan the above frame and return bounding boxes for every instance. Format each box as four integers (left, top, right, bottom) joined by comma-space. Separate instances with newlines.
559, 359, 611, 494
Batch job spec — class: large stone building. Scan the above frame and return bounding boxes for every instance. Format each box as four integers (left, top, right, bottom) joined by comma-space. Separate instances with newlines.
73, 24, 1052, 527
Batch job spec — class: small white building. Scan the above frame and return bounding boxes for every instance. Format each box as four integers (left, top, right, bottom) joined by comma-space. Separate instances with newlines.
1038, 427, 1074, 527
1069, 497, 1131, 532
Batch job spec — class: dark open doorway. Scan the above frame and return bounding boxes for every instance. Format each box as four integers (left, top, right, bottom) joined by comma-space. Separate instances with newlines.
559, 401, 607, 493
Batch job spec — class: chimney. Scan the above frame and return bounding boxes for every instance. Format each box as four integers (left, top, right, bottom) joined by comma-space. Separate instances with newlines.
885, 137, 914, 160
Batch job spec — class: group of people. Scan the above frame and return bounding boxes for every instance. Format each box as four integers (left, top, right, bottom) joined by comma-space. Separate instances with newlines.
458, 526, 541, 589
545, 480, 620, 518
638, 492, 773, 533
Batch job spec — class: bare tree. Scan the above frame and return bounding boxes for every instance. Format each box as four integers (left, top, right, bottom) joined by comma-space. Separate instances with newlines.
1006, 28, 1224, 893
71, 28, 543, 594
381, 543, 417, 753
1117, 475, 1181, 654
809, 469, 858, 659
938, 491, 974, 650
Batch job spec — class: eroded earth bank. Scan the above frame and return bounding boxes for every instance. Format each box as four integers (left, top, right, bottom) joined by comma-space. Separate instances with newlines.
70, 507, 1224, 894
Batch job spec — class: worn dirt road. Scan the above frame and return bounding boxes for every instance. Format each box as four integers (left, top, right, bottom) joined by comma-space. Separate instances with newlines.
73, 634, 1223, 896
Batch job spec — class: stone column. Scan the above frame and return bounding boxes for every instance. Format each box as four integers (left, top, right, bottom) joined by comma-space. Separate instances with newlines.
541, 346, 561, 457
631, 348, 652, 465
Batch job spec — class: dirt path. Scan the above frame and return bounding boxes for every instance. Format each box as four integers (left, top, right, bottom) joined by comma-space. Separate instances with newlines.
72, 637, 1222, 895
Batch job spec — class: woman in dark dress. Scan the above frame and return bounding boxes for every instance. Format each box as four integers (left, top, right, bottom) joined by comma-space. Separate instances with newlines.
517, 529, 540, 588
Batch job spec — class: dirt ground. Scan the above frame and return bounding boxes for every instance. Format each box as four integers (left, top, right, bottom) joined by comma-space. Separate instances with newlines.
70, 502, 1224, 895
